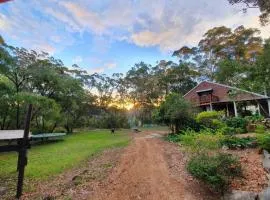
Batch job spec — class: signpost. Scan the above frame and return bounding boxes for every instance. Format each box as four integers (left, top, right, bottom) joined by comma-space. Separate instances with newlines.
16, 104, 32, 199
0, 104, 32, 199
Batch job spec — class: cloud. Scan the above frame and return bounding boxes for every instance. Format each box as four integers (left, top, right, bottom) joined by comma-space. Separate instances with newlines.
44, 7, 82, 33
87, 67, 105, 74
59, 1, 107, 34
72, 56, 83, 64
105, 62, 117, 69
87, 61, 117, 74
0, 0, 269, 55
129, 0, 270, 51
0, 13, 9, 30
0, 0, 75, 53
131, 30, 180, 52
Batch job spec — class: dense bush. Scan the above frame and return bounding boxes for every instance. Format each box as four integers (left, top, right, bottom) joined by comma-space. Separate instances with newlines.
181, 118, 202, 132
257, 133, 270, 152
179, 129, 224, 152
255, 124, 266, 134
219, 126, 245, 135
224, 117, 248, 133
196, 111, 225, 129
221, 136, 256, 149
245, 115, 264, 123
165, 134, 182, 143
88, 113, 130, 129
187, 153, 242, 193
219, 126, 236, 135
53, 127, 67, 133
153, 93, 195, 133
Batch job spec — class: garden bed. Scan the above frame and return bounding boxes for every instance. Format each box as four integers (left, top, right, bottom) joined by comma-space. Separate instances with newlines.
227, 148, 268, 192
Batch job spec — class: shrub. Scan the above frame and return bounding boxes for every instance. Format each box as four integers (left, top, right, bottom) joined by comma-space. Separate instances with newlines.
219, 126, 245, 136
196, 111, 225, 129
235, 128, 245, 134
53, 127, 67, 133
153, 93, 195, 133
187, 153, 242, 193
165, 134, 182, 143
257, 133, 270, 152
182, 118, 202, 132
245, 114, 264, 124
225, 117, 248, 133
180, 129, 225, 152
255, 124, 266, 134
220, 126, 236, 136
221, 136, 256, 149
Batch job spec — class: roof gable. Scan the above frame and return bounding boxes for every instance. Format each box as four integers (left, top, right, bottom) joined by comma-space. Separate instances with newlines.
184, 81, 268, 104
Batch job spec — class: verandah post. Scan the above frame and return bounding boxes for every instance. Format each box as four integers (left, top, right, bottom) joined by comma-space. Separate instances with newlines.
267, 99, 270, 117
233, 101, 238, 117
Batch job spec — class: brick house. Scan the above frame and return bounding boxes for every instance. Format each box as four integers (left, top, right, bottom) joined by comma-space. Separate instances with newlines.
184, 81, 270, 117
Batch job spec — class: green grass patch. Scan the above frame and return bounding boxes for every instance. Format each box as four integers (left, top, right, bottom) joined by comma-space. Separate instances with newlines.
0, 130, 129, 180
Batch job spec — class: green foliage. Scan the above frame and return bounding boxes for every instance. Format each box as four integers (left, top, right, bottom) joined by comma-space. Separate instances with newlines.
179, 129, 225, 152
153, 62, 198, 95
225, 117, 248, 133
257, 133, 270, 151
165, 134, 182, 143
215, 59, 247, 87
173, 26, 263, 81
0, 35, 4, 44
255, 124, 266, 134
17, 92, 61, 134
52, 127, 66, 133
235, 128, 245, 134
251, 39, 270, 94
221, 136, 256, 149
245, 114, 264, 123
219, 126, 236, 135
0, 42, 132, 131
187, 153, 242, 193
154, 93, 195, 133
88, 109, 130, 129
219, 127, 244, 135
196, 111, 225, 129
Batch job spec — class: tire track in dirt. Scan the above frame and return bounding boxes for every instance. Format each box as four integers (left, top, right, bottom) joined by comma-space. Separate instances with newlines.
91, 131, 201, 200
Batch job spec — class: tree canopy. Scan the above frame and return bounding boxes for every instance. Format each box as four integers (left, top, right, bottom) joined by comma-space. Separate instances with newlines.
0, 24, 270, 132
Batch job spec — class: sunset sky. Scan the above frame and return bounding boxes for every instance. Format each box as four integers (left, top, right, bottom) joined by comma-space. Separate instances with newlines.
0, 0, 269, 75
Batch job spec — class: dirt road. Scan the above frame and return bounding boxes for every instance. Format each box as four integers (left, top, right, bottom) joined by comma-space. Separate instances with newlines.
91, 131, 215, 200
21, 130, 215, 200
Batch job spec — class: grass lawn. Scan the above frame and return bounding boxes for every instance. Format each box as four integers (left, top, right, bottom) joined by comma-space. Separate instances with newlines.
0, 129, 129, 181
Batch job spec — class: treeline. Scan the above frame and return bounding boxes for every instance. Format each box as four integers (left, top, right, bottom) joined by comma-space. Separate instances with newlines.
0, 25, 269, 132
0, 44, 130, 133
173, 25, 270, 95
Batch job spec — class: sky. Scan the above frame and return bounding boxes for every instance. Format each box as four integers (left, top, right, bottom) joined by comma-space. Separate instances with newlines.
0, 0, 270, 76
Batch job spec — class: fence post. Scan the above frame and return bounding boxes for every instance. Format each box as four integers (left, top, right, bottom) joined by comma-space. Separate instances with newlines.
16, 104, 32, 199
